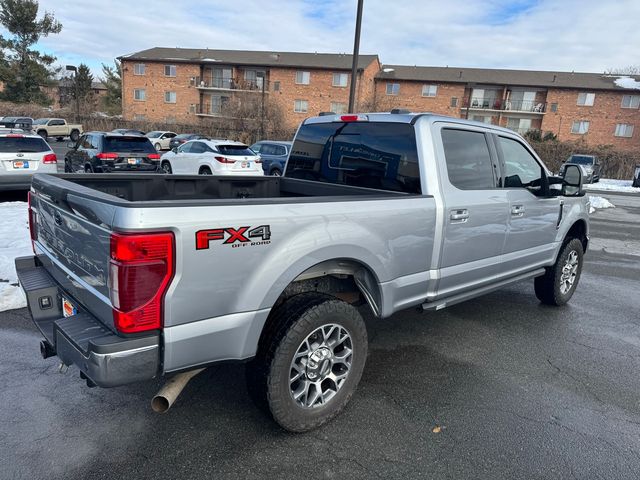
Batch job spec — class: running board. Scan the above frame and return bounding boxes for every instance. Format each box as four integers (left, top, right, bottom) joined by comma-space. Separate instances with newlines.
422, 268, 546, 312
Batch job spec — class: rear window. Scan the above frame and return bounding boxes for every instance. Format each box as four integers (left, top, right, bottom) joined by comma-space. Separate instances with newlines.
217, 145, 254, 156
286, 122, 421, 194
104, 136, 155, 153
0, 136, 49, 153
568, 155, 594, 165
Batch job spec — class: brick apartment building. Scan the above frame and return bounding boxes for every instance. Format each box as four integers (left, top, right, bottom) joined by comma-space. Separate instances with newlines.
119, 47, 380, 132
119, 47, 640, 148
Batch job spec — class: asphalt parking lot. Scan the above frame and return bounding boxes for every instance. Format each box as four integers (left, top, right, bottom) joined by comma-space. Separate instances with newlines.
0, 188, 639, 480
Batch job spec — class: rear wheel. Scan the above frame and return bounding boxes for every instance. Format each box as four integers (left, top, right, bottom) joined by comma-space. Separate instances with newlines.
155, 143, 162, 151
534, 238, 584, 306
246, 293, 368, 432
199, 166, 212, 175
271, 168, 282, 177
161, 161, 172, 174
37, 130, 47, 140
84, 164, 94, 173
70, 130, 80, 142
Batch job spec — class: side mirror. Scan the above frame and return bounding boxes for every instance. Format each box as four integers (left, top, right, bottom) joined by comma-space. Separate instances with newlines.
562, 164, 584, 196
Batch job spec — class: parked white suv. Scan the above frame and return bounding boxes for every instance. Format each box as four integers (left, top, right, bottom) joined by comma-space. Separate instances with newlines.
160, 139, 263, 176
0, 131, 57, 191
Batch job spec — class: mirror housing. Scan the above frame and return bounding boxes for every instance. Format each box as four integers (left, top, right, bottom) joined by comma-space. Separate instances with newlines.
561, 164, 584, 196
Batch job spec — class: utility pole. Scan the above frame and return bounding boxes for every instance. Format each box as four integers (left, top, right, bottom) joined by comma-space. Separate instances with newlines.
348, 0, 364, 113
260, 76, 265, 140
66, 65, 79, 121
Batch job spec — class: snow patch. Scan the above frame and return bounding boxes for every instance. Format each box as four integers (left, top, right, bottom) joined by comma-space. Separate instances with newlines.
584, 178, 640, 194
614, 76, 640, 89
588, 195, 615, 214
0, 202, 31, 312
383, 68, 395, 73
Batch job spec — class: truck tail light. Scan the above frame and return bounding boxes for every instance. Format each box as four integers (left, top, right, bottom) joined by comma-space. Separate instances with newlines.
147, 153, 160, 160
215, 156, 234, 164
109, 232, 175, 334
42, 153, 57, 164
338, 114, 368, 122
28, 191, 37, 253
97, 152, 119, 160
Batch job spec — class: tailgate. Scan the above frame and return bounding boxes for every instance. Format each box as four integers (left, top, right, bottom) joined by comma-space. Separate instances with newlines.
31, 177, 117, 329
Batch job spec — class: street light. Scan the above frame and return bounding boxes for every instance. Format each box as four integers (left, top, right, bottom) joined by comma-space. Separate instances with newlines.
66, 65, 79, 121
348, 0, 364, 113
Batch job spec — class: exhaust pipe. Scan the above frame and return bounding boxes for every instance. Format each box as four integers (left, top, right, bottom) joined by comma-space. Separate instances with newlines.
151, 368, 204, 413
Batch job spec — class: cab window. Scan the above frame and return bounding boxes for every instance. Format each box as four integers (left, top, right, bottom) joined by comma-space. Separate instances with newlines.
498, 136, 543, 192
441, 128, 495, 189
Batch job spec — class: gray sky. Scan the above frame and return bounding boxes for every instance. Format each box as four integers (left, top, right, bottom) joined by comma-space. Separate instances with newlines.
16, 0, 640, 77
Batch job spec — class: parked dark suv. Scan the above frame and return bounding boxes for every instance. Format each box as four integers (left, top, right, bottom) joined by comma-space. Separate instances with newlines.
169, 133, 209, 150
64, 132, 160, 173
250, 140, 292, 176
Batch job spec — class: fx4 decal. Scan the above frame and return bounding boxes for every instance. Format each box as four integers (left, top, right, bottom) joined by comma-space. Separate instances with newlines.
196, 225, 271, 250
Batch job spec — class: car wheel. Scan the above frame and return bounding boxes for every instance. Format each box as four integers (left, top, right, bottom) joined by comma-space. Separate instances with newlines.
64, 160, 72, 173
37, 130, 47, 140
271, 168, 282, 177
161, 162, 172, 174
70, 130, 80, 142
199, 167, 212, 175
155, 143, 162, 151
84, 164, 94, 174
534, 238, 584, 306
246, 293, 368, 432
56, 137, 63, 142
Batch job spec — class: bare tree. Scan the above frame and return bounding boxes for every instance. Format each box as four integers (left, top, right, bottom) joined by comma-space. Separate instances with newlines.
605, 65, 640, 75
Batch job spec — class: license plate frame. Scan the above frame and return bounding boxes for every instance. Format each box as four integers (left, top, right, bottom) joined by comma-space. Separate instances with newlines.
13, 161, 29, 169
62, 297, 77, 318
127, 158, 141, 165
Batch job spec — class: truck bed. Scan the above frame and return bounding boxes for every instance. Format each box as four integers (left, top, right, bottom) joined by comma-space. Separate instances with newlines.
33, 174, 407, 206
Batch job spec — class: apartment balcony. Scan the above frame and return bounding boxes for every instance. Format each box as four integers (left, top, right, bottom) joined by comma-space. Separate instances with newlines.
195, 103, 224, 117
194, 77, 269, 93
463, 97, 546, 113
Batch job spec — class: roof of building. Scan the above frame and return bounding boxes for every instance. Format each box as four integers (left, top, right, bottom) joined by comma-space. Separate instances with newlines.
377, 65, 640, 91
120, 47, 379, 70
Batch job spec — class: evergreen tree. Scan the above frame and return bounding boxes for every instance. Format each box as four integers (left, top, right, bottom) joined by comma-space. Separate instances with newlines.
0, 0, 62, 104
100, 60, 122, 115
73, 63, 93, 107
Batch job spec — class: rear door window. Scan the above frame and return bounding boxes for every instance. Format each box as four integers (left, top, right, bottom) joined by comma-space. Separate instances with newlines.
441, 128, 495, 190
189, 142, 207, 154
286, 122, 421, 193
104, 136, 155, 153
0, 136, 49, 153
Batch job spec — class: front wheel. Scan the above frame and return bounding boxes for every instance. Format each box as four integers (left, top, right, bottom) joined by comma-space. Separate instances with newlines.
37, 130, 47, 140
534, 238, 584, 306
246, 293, 368, 432
161, 161, 172, 174
155, 143, 162, 151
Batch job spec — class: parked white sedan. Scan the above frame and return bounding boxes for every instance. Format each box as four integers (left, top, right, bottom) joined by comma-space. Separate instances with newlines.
145, 131, 177, 151
159, 139, 263, 176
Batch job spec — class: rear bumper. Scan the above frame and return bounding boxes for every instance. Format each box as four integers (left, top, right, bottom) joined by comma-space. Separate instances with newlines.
0, 173, 32, 191
100, 163, 160, 173
15, 255, 160, 387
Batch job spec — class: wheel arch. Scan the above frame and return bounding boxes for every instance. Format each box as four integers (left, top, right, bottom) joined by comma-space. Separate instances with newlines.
564, 219, 588, 252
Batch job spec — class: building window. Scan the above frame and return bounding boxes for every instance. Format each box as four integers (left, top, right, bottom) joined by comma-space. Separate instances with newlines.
164, 91, 177, 103
386, 83, 400, 95
577, 92, 595, 106
332, 73, 348, 87
189, 104, 196, 114
164, 65, 177, 77
133, 63, 145, 75
294, 99, 308, 113
210, 95, 228, 114
295, 71, 310, 85
330, 102, 347, 114
472, 115, 493, 124
621, 95, 640, 109
422, 84, 437, 97
273, 81, 281, 92
450, 97, 458, 107
134, 88, 146, 101
571, 120, 590, 134
134, 114, 146, 121
614, 123, 634, 137
550, 103, 558, 112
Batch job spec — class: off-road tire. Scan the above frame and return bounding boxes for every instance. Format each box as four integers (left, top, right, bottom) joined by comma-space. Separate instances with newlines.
534, 238, 584, 306
37, 130, 47, 140
70, 130, 80, 142
246, 293, 368, 432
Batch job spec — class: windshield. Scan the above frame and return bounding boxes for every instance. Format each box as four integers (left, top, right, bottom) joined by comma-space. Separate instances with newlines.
145, 131, 162, 138
104, 136, 155, 153
33, 118, 49, 125
0, 137, 49, 153
217, 145, 255, 156
568, 155, 594, 165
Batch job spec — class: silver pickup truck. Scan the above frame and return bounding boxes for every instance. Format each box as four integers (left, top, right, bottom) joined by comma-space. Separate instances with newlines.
16, 112, 589, 432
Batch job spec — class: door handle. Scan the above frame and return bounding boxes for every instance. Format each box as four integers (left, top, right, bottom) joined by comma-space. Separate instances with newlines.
511, 205, 525, 217
450, 209, 469, 223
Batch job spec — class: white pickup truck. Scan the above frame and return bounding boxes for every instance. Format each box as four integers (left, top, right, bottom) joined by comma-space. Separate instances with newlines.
17, 112, 588, 432
33, 118, 83, 142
